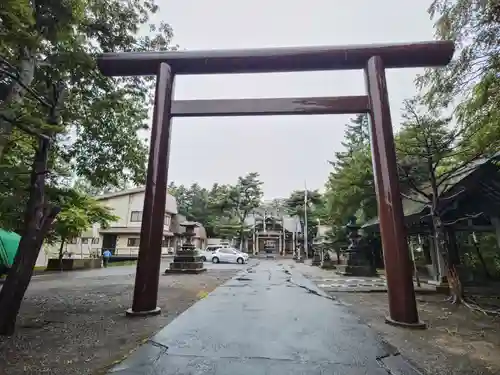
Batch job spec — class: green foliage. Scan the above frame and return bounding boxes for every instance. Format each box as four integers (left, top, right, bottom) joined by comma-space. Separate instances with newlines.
216, 172, 263, 244
417, 0, 500, 158
168, 182, 229, 237
396, 96, 463, 200
324, 114, 376, 233
418, 0, 500, 107
456, 72, 500, 158
285, 189, 323, 241
285, 190, 323, 219
168, 173, 263, 241
225, 173, 264, 221
324, 100, 484, 234
1, 0, 176, 182
49, 189, 117, 246
0, 0, 177, 231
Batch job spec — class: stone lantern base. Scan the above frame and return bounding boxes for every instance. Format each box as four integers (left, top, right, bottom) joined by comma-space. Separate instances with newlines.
321, 259, 336, 270
311, 251, 322, 266
320, 251, 336, 269
336, 264, 376, 276
336, 252, 376, 276
164, 249, 206, 274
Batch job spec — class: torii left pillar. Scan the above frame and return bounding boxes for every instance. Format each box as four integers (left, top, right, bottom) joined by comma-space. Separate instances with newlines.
126, 62, 174, 316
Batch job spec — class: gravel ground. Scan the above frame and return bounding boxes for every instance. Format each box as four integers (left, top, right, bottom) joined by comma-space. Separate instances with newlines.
0, 266, 238, 375
330, 293, 500, 375
291, 261, 500, 375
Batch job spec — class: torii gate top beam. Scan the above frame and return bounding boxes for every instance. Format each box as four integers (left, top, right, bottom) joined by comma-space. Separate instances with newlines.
97, 41, 454, 76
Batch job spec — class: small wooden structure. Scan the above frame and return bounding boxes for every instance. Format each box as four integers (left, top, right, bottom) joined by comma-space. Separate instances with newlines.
363, 155, 500, 284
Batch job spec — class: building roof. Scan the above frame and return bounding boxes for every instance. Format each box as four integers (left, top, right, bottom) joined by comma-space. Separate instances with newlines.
94, 186, 178, 214
244, 214, 302, 232
363, 153, 500, 231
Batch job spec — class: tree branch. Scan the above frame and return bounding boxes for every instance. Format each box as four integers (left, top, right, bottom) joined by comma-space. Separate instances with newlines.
443, 212, 484, 226
436, 151, 485, 187
0, 67, 51, 108
397, 164, 433, 200
440, 187, 467, 202
0, 113, 50, 140
401, 193, 429, 205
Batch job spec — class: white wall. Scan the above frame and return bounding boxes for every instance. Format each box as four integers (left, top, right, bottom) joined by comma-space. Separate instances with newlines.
101, 194, 130, 227
35, 248, 48, 267
45, 236, 102, 259
98, 191, 175, 231
207, 238, 232, 246
43, 189, 181, 262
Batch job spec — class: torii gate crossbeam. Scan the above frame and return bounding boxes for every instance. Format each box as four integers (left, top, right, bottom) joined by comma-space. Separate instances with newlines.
97, 40, 454, 328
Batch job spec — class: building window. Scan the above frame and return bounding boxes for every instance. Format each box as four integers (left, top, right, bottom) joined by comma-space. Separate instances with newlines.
130, 211, 142, 222
68, 237, 77, 244
127, 237, 140, 247
81, 237, 90, 244
164, 215, 171, 227
162, 236, 173, 247
92, 237, 99, 244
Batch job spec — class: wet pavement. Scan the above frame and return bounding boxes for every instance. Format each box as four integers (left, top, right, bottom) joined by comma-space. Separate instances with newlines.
27, 259, 246, 282
108, 260, 423, 374
291, 261, 435, 294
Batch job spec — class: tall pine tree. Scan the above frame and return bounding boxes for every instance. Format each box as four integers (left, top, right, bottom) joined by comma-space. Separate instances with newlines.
325, 114, 376, 229
340, 114, 370, 155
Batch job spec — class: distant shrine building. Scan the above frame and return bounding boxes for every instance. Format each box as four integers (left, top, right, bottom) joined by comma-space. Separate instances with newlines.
244, 201, 302, 256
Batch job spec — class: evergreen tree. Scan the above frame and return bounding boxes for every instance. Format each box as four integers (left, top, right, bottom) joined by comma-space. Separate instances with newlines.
340, 114, 370, 155
325, 114, 376, 230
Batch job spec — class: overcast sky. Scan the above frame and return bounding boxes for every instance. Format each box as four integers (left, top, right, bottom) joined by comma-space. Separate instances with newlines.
151, 0, 437, 199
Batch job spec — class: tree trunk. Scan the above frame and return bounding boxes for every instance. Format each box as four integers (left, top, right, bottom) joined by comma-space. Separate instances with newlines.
238, 230, 244, 252
433, 214, 463, 304
58, 239, 66, 271
0, 49, 36, 161
0, 137, 58, 335
472, 237, 491, 280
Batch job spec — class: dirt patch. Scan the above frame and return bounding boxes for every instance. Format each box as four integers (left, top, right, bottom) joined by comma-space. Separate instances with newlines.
0, 268, 237, 375
329, 292, 500, 375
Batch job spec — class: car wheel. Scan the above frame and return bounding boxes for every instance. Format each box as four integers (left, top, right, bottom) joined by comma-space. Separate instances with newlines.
212, 257, 220, 264
237, 257, 244, 264
201, 256, 206, 262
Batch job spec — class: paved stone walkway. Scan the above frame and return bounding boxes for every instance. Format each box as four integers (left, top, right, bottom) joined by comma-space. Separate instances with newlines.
317, 277, 389, 292
288, 260, 435, 293
108, 260, 423, 374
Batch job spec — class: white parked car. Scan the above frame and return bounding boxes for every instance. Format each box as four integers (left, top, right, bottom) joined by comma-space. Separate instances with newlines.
198, 248, 217, 262
198, 244, 232, 262
211, 248, 249, 264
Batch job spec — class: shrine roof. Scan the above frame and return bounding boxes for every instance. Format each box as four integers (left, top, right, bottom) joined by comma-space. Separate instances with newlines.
363, 153, 500, 231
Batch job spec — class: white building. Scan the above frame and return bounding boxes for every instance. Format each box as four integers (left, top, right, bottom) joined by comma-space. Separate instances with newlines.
54, 187, 178, 258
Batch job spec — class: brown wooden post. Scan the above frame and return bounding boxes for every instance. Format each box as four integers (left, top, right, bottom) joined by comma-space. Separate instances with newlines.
126, 62, 174, 316
364, 56, 425, 328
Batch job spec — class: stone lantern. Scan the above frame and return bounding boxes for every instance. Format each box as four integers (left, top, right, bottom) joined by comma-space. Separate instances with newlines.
311, 237, 322, 266
165, 221, 206, 274
295, 233, 304, 263
320, 239, 336, 269
336, 216, 376, 276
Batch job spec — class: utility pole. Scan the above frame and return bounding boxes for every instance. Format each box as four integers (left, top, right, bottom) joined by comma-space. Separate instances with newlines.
304, 182, 308, 259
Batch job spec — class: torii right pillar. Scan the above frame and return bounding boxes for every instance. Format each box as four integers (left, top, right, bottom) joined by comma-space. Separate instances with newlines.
365, 56, 426, 329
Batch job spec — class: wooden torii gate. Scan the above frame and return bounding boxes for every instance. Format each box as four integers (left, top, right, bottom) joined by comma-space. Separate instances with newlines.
97, 41, 454, 327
